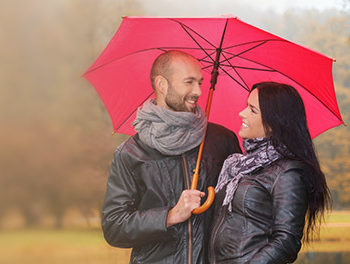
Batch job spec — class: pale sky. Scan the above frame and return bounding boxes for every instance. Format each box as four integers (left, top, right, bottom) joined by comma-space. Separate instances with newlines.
248, 0, 344, 13
145, 0, 346, 17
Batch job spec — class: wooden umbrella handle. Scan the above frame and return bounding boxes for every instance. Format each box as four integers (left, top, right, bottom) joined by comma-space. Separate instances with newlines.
189, 133, 216, 215
192, 185, 215, 215
191, 173, 215, 214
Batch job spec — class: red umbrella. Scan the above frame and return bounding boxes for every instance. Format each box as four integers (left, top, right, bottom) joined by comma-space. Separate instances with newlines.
84, 16, 344, 213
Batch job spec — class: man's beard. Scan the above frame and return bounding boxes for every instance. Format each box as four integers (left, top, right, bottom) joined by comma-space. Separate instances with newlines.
165, 85, 197, 113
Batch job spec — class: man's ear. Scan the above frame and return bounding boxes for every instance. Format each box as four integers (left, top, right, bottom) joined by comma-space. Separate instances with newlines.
154, 75, 168, 96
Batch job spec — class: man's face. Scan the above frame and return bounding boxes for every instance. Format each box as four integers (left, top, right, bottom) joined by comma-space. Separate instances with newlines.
164, 56, 203, 113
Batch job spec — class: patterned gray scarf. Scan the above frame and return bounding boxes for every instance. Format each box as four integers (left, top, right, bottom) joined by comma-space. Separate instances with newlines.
215, 137, 283, 211
132, 99, 207, 156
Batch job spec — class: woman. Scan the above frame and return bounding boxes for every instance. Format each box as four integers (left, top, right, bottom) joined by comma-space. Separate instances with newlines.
209, 82, 330, 264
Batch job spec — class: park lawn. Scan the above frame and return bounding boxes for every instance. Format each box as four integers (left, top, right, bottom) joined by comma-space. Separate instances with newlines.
301, 225, 350, 252
0, 229, 131, 264
1, 210, 350, 264
300, 210, 350, 253
324, 210, 350, 223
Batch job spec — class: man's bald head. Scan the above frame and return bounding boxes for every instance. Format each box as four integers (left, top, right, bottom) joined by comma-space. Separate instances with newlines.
150, 50, 200, 90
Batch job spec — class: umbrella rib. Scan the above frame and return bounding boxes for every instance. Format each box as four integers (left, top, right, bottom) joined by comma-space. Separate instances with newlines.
221, 65, 275, 71
222, 51, 341, 121
221, 40, 269, 62
169, 18, 218, 48
84, 46, 216, 75
174, 21, 216, 64
155, 46, 217, 65
199, 50, 218, 65
87, 18, 235, 74
218, 65, 250, 91
202, 65, 212, 70
219, 52, 250, 90
223, 38, 287, 50
202, 41, 279, 91
114, 91, 155, 132
263, 69, 341, 120
197, 37, 340, 122
220, 38, 341, 121
169, 18, 234, 65
268, 71, 341, 121
201, 49, 221, 70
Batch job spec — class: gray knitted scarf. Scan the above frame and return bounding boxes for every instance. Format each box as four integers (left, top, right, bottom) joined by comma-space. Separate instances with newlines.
132, 99, 207, 156
215, 137, 283, 211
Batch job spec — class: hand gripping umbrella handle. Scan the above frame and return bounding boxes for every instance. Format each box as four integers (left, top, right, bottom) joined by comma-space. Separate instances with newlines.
191, 171, 215, 215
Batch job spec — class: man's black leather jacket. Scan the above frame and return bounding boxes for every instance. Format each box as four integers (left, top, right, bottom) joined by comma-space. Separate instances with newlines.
102, 123, 241, 264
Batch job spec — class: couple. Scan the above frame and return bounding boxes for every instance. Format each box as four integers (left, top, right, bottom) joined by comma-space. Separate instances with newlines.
101, 51, 330, 264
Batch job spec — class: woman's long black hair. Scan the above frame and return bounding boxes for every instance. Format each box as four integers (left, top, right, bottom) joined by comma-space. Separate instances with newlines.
251, 82, 331, 242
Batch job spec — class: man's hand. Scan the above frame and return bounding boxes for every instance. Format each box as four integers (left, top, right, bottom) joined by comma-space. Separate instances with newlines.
166, 190, 205, 227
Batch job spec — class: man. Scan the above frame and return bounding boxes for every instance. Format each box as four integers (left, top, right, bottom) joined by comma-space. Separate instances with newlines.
102, 50, 241, 263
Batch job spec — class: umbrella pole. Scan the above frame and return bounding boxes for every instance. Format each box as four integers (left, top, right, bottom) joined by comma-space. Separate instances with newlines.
191, 88, 215, 215
191, 49, 221, 215
190, 88, 214, 190
191, 20, 228, 215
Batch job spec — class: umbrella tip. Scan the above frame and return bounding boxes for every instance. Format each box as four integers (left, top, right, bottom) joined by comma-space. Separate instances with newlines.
333, 58, 337, 62
220, 14, 240, 20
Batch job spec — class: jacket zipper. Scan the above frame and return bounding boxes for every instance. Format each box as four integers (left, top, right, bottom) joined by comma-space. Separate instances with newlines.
209, 205, 226, 264
182, 154, 192, 264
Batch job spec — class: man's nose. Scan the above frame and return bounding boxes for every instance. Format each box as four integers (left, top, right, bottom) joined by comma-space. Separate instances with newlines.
193, 82, 202, 97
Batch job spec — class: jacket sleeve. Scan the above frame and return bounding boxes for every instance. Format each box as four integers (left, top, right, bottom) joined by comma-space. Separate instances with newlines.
101, 148, 173, 248
248, 168, 308, 264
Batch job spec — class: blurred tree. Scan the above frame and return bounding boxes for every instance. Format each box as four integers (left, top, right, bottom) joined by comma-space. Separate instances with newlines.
262, 9, 350, 209
1, 0, 350, 230
0, 0, 142, 228
297, 14, 350, 208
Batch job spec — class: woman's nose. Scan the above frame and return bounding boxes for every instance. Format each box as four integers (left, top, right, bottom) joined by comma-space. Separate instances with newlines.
239, 108, 246, 118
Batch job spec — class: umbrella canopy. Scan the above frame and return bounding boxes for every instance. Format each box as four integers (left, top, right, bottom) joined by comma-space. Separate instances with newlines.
84, 16, 343, 139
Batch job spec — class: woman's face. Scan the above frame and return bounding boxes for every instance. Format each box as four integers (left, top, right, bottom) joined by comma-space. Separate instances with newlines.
238, 89, 267, 139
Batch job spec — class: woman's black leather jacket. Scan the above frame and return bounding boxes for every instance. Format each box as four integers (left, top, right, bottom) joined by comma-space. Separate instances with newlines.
209, 159, 308, 264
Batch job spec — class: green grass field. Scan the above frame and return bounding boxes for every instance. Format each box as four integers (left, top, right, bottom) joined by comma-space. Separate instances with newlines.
0, 211, 349, 264
0, 229, 131, 264
301, 211, 350, 253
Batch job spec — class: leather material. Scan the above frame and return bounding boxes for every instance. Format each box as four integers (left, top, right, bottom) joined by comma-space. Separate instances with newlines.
102, 123, 241, 264
209, 160, 308, 264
